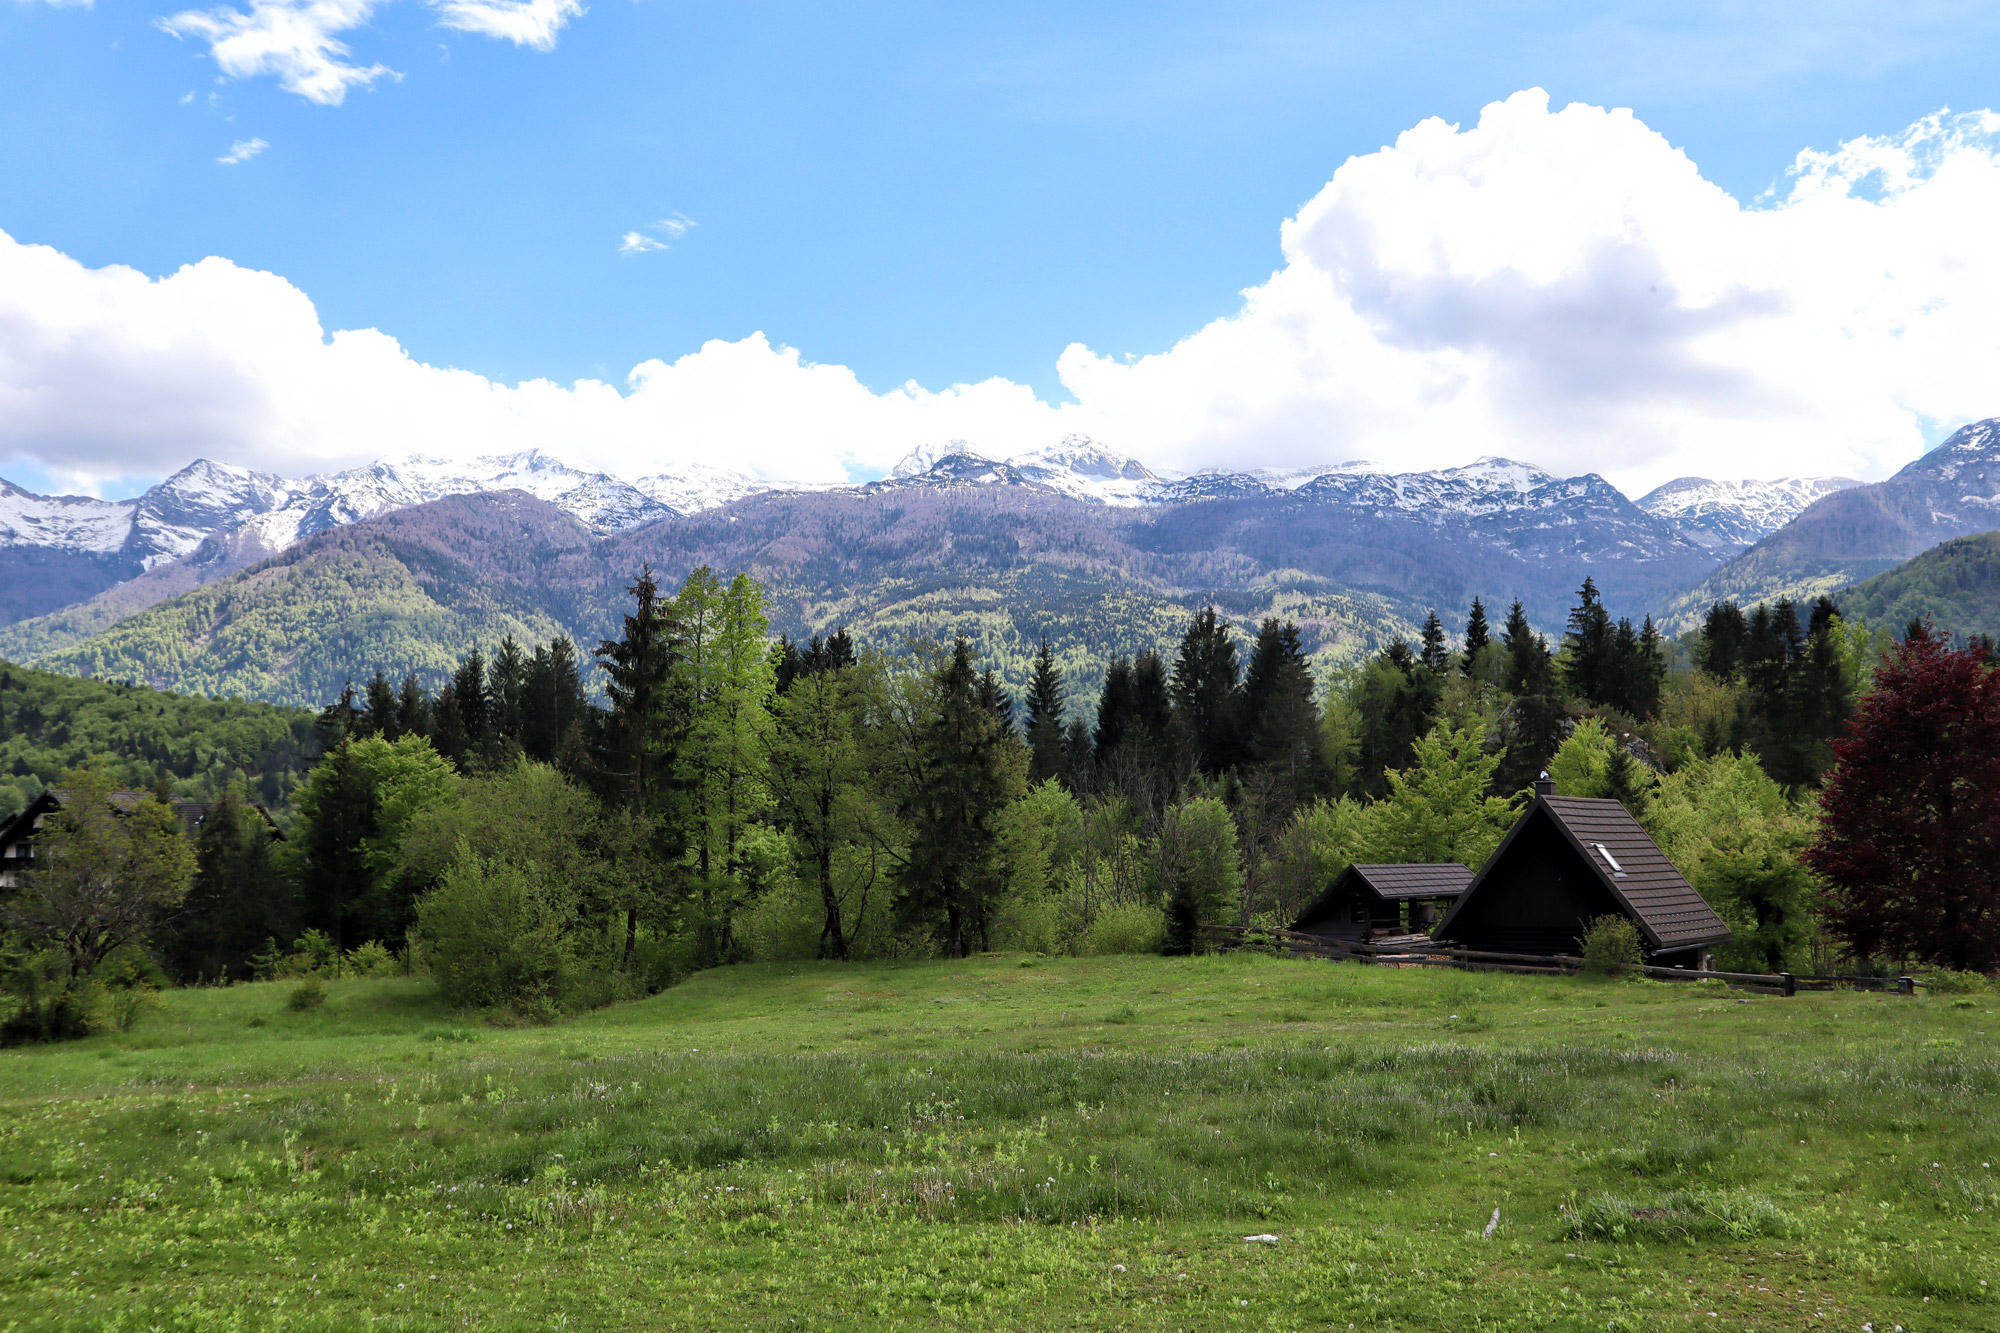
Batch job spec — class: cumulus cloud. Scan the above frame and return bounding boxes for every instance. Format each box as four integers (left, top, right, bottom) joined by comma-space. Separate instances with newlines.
6, 92, 2000, 497
217, 137, 269, 164
428, 0, 581, 50
1053, 92, 2000, 488
159, 0, 397, 107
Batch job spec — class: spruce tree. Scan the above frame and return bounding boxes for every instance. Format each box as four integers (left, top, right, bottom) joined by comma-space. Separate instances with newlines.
1461, 597, 1491, 673
977, 668, 1015, 736
593, 565, 689, 963
902, 638, 1023, 956
1562, 578, 1614, 704
1171, 607, 1243, 774
1023, 637, 1067, 785
395, 674, 431, 740
1700, 601, 1748, 678
490, 636, 527, 744
1419, 611, 1451, 674
364, 670, 398, 741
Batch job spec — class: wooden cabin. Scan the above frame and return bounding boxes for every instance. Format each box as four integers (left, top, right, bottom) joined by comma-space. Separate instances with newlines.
1290, 863, 1472, 942
0, 788, 280, 889
1433, 780, 1729, 965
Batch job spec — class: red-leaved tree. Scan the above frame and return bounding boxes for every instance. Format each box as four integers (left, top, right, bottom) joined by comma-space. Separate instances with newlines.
1807, 626, 2000, 972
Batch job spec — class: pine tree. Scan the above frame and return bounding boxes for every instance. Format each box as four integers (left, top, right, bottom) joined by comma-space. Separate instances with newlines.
977, 668, 1015, 735
901, 638, 1025, 956
593, 565, 689, 964
1171, 607, 1243, 774
1094, 657, 1135, 762
395, 674, 431, 741
163, 783, 290, 983
1601, 743, 1654, 818
490, 636, 527, 744
293, 740, 378, 952
451, 651, 490, 750
1699, 601, 1747, 679
1562, 578, 1614, 704
1242, 619, 1324, 813
363, 670, 398, 740
1419, 611, 1450, 674
1461, 597, 1491, 673
1023, 637, 1067, 785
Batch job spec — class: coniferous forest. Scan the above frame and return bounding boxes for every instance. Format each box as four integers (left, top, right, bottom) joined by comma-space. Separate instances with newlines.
10, 554, 1996, 1042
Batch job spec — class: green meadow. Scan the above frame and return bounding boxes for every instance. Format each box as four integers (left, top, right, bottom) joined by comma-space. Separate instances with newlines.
1, 954, 1995, 1331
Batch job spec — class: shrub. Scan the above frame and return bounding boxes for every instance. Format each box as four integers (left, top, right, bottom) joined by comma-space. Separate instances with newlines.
286, 977, 327, 1011
414, 843, 579, 1012
108, 984, 161, 1032
0, 965, 106, 1045
1084, 902, 1165, 956
344, 941, 399, 978
291, 929, 339, 976
1581, 915, 1644, 976
1926, 969, 1992, 995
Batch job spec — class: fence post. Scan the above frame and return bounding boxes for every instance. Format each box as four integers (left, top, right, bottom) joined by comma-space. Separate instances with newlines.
1780, 972, 1796, 998
1897, 975, 1915, 996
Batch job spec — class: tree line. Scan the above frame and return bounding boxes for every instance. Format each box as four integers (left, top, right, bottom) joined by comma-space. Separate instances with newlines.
5, 564, 1994, 1039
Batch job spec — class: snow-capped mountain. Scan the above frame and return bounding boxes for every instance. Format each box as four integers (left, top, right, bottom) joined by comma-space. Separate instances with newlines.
270, 451, 671, 542
1635, 475, 1861, 553
634, 462, 779, 515
0, 480, 139, 557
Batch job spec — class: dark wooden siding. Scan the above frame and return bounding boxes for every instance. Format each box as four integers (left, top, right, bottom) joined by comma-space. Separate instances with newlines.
1440, 807, 1623, 955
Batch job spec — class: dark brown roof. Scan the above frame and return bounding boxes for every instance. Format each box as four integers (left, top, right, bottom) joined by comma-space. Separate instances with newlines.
1444, 795, 1729, 951
1, 789, 280, 845
1289, 862, 1470, 931
1347, 864, 1474, 899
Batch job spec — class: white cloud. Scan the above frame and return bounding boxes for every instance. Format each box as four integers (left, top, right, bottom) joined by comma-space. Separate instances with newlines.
6, 92, 2000, 497
1052, 92, 2000, 490
217, 136, 268, 164
618, 214, 693, 255
159, 0, 398, 106
428, 0, 581, 51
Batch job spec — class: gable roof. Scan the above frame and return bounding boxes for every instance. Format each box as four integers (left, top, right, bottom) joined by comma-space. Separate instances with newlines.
1289, 862, 1471, 931
1438, 795, 1730, 952
1347, 863, 1475, 900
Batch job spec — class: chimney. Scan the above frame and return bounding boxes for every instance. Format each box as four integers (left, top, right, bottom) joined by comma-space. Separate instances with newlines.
1533, 770, 1556, 797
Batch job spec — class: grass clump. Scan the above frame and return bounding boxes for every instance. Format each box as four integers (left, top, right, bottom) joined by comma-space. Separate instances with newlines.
1570, 1189, 1795, 1242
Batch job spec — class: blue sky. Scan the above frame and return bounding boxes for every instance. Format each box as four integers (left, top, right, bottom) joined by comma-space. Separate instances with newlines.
3, 1, 2000, 496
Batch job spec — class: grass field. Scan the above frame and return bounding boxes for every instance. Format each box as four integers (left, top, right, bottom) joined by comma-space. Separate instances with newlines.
1, 953, 1996, 1331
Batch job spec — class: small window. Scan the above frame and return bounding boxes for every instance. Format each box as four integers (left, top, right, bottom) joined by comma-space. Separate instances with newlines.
1593, 843, 1627, 878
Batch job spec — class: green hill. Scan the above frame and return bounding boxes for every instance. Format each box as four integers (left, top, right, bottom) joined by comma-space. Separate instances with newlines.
0, 658, 316, 818
1837, 530, 2000, 641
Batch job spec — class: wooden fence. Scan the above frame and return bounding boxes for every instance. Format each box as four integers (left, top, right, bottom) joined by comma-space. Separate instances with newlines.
1198, 924, 1919, 997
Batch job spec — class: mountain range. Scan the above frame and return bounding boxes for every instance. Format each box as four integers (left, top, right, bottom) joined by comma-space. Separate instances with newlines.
0, 427, 1905, 707
1661, 418, 2000, 625
10, 420, 2000, 707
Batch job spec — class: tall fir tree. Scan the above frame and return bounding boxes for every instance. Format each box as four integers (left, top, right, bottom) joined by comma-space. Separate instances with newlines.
1419, 611, 1451, 674
1023, 637, 1067, 785
1461, 597, 1491, 673
1170, 607, 1244, 775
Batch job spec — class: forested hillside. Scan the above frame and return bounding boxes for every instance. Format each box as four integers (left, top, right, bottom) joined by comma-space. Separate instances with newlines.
0, 659, 315, 817
1837, 530, 2000, 641
8, 469, 1722, 709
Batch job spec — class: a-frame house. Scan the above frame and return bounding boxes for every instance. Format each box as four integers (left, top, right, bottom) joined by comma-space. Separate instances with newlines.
1432, 779, 1730, 965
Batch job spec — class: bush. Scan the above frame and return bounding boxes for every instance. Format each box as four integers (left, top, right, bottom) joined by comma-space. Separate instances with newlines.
108, 984, 161, 1032
414, 844, 580, 1013
1581, 915, 1644, 976
1926, 969, 1991, 994
1083, 902, 1165, 956
286, 976, 327, 1011
344, 941, 399, 978
0, 967, 106, 1045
